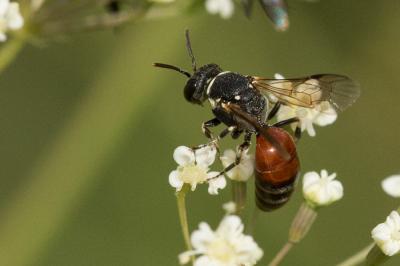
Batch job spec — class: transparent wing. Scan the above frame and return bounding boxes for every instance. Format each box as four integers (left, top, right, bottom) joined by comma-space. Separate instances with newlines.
251, 74, 360, 111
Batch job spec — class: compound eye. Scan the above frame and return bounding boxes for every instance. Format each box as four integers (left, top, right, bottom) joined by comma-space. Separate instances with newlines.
184, 79, 197, 103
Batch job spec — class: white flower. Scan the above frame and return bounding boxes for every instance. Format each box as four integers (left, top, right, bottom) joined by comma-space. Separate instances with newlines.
205, 0, 234, 19
372, 211, 400, 256
222, 201, 237, 214
302, 169, 343, 207
276, 102, 337, 137
220, 148, 254, 181
382, 175, 400, 198
274, 74, 337, 137
0, 0, 24, 41
179, 215, 263, 266
169, 145, 226, 195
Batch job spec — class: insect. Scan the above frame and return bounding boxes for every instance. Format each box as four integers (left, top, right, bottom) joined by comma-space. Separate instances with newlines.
154, 30, 360, 211
241, 0, 289, 31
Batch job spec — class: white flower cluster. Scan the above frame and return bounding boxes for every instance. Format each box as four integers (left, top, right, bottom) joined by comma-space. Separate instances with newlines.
179, 215, 263, 266
372, 211, 400, 256
169, 145, 226, 195
302, 169, 343, 207
205, 0, 234, 19
0, 0, 23, 41
274, 73, 337, 137
169, 144, 255, 194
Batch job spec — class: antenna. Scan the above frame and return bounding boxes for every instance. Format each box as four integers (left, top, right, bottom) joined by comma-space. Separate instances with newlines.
185, 29, 197, 72
153, 63, 191, 78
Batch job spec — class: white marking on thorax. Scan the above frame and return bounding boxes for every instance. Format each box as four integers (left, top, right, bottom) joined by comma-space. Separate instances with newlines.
206, 71, 231, 95
234, 95, 241, 100
209, 98, 216, 108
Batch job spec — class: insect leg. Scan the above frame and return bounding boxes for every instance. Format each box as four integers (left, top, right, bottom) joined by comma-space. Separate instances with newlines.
273, 117, 302, 142
267, 101, 282, 121
208, 132, 252, 180
193, 119, 226, 152
202, 118, 221, 139
231, 129, 243, 139
200, 126, 238, 152
273, 117, 298, 127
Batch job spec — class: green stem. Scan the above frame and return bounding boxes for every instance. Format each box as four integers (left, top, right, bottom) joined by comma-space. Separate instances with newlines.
336, 243, 374, 266
0, 36, 26, 75
268, 242, 294, 266
176, 184, 192, 251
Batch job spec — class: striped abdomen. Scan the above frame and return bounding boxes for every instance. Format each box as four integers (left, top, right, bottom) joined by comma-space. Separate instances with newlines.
255, 127, 300, 211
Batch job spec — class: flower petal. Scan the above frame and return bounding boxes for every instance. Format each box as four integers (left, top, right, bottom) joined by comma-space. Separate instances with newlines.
169, 170, 183, 191
173, 146, 195, 166
207, 173, 226, 195
302, 171, 320, 188
191, 222, 215, 250
217, 215, 243, 236
194, 255, 216, 266
382, 175, 400, 198
381, 240, 400, 256
195, 145, 216, 167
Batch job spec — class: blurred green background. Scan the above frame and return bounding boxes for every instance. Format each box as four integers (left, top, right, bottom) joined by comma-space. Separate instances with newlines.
1, 0, 400, 265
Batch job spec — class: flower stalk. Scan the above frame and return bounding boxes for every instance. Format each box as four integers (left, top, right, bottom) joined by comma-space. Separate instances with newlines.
269, 202, 317, 266
269, 242, 294, 266
336, 243, 374, 266
176, 184, 192, 252
289, 202, 317, 243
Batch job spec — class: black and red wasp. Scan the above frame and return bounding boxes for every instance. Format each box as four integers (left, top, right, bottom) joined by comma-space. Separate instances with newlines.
154, 30, 360, 211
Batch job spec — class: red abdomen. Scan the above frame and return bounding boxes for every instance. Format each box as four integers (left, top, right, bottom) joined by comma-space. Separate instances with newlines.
255, 127, 300, 211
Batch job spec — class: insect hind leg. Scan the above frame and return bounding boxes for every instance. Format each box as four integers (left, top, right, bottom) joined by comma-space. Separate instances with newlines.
267, 101, 282, 121
273, 117, 302, 142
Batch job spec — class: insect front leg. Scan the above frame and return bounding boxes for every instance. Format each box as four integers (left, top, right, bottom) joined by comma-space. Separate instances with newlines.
193, 118, 236, 153
202, 118, 221, 139
192, 118, 221, 151
273, 117, 302, 142
194, 125, 238, 154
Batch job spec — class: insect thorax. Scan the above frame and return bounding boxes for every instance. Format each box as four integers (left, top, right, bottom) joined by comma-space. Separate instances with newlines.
207, 72, 267, 129
208, 72, 267, 115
